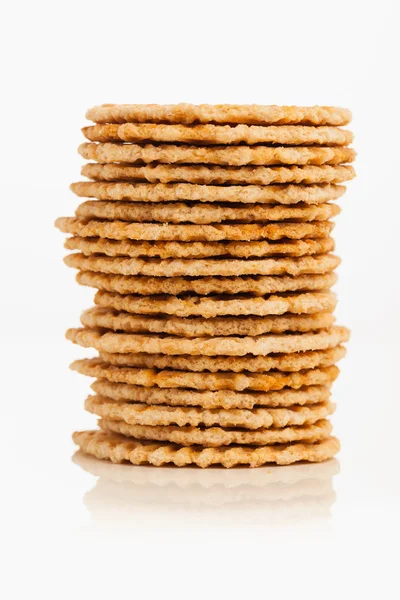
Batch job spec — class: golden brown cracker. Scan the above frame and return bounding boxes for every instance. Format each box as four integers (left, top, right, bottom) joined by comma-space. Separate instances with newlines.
56, 217, 334, 242
91, 380, 332, 409
70, 181, 346, 205
79, 142, 355, 166
81, 307, 334, 337
77, 271, 337, 296
99, 417, 332, 446
82, 162, 355, 185
66, 325, 350, 356
73, 429, 340, 467
75, 199, 340, 224
65, 235, 335, 259
65, 253, 340, 278
85, 395, 334, 429
93, 290, 337, 318
71, 357, 339, 391
100, 345, 346, 373
85, 103, 351, 126
83, 123, 353, 146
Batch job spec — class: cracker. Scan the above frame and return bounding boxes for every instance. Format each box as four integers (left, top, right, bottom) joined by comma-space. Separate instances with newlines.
82, 124, 353, 146
91, 380, 332, 409
82, 163, 355, 185
85, 103, 351, 126
72, 429, 340, 466
81, 307, 334, 337
77, 271, 337, 296
100, 345, 346, 373
79, 142, 355, 167
85, 395, 334, 429
100, 417, 332, 446
93, 290, 337, 318
70, 181, 346, 205
75, 199, 340, 224
56, 217, 334, 242
66, 325, 350, 356
71, 357, 339, 391
65, 236, 335, 259
65, 253, 340, 278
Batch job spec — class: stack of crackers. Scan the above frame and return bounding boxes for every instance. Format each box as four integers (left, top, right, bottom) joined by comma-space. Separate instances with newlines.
56, 103, 355, 468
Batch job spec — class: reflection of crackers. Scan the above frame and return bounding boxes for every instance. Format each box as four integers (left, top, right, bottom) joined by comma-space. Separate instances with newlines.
71, 357, 339, 391
91, 380, 332, 409
78, 271, 337, 296
100, 345, 346, 373
67, 325, 350, 356
81, 307, 334, 337
75, 199, 340, 224
74, 451, 337, 511
73, 449, 339, 488
82, 163, 355, 185
65, 236, 335, 259
93, 290, 337, 318
79, 142, 355, 167
73, 429, 340, 467
85, 103, 352, 126
56, 216, 334, 242
100, 418, 332, 447
65, 253, 340, 278
70, 181, 346, 205
85, 395, 334, 429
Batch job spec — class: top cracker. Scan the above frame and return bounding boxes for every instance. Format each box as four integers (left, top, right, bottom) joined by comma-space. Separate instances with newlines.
86, 104, 351, 126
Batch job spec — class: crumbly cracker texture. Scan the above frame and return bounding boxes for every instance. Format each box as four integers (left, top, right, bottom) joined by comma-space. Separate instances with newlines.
85, 395, 334, 429
70, 182, 346, 205
85, 104, 352, 126
72, 429, 341, 467
65, 235, 335, 259
74, 199, 340, 224
81, 162, 355, 185
66, 325, 350, 356
78, 142, 355, 167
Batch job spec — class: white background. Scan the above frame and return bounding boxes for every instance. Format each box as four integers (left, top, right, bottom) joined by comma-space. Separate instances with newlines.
1, 1, 399, 598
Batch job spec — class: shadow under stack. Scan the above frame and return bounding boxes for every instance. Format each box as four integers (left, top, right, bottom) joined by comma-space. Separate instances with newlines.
56, 103, 355, 468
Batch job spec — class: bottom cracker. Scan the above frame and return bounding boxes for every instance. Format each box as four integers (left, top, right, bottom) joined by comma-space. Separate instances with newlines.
72, 429, 340, 467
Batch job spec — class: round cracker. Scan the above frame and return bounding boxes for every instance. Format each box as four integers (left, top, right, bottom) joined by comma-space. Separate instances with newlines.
73, 429, 340, 467
100, 345, 346, 373
91, 380, 332, 409
85, 104, 351, 126
81, 307, 334, 337
93, 290, 337, 318
100, 417, 332, 447
65, 236, 335, 259
83, 123, 353, 146
66, 325, 350, 356
85, 395, 334, 429
71, 357, 339, 391
79, 142, 355, 167
75, 199, 340, 224
65, 253, 340, 278
70, 181, 346, 205
77, 271, 337, 296
56, 217, 334, 242
82, 163, 355, 185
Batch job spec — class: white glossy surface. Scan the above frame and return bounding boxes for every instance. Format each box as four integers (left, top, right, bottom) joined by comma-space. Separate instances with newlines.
2, 0, 400, 598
